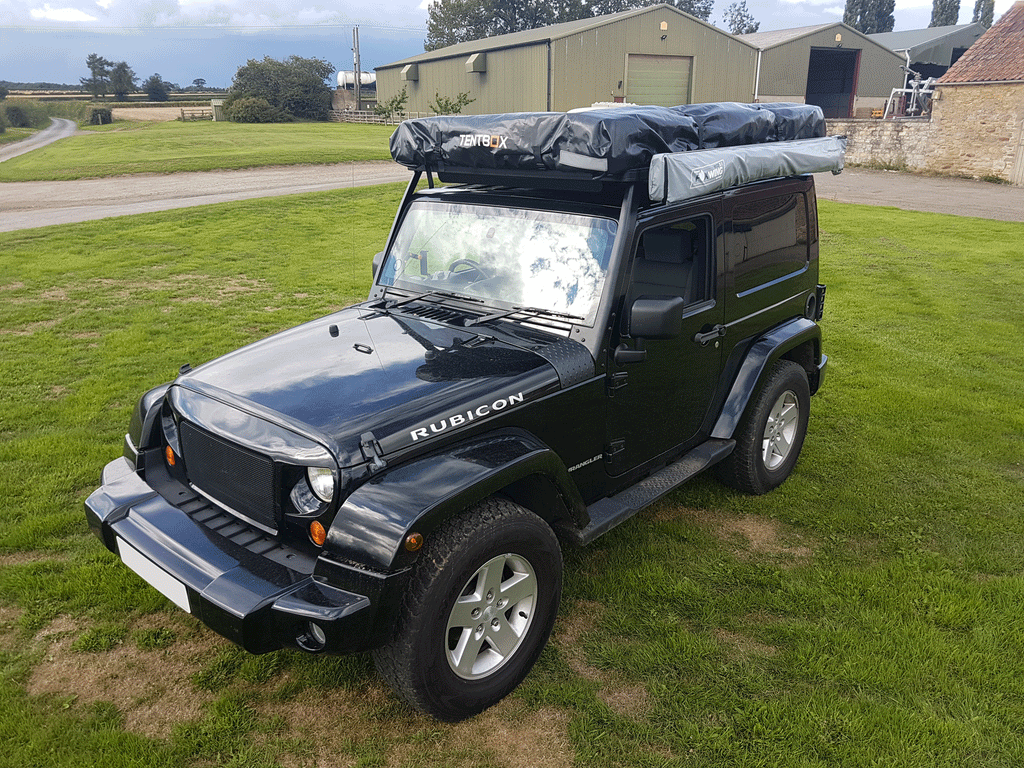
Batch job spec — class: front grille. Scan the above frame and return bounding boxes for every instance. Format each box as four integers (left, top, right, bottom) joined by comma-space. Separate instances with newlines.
179, 420, 277, 531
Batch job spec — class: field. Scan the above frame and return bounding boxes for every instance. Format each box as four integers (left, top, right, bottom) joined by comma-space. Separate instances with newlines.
0, 120, 394, 181
1, 182, 1022, 766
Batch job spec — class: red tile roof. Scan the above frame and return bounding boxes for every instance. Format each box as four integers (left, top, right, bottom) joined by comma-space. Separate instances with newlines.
940, 1, 1024, 83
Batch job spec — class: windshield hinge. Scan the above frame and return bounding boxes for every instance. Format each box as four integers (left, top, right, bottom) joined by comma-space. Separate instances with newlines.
607, 371, 628, 397
359, 432, 387, 473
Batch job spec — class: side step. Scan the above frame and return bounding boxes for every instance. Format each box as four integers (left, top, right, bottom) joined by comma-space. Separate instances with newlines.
564, 438, 735, 546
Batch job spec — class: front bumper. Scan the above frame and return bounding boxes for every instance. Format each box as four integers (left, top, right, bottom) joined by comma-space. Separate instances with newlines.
85, 457, 403, 655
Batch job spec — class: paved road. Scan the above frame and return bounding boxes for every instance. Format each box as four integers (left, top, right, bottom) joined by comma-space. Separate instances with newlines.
1, 157, 1021, 234
0, 163, 414, 233
0, 118, 78, 163
814, 167, 1023, 223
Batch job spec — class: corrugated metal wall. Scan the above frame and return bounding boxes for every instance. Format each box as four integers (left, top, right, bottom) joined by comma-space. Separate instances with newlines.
757, 26, 903, 101
377, 8, 757, 115
377, 44, 549, 115
550, 8, 756, 109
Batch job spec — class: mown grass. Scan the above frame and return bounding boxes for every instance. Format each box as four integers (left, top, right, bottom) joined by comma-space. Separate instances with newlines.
0, 120, 394, 181
1, 191, 1023, 767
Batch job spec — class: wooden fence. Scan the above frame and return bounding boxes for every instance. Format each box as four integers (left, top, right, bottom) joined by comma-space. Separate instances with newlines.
180, 108, 214, 121
328, 110, 432, 125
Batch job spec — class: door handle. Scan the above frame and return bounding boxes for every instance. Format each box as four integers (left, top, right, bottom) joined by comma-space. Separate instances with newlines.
693, 324, 726, 346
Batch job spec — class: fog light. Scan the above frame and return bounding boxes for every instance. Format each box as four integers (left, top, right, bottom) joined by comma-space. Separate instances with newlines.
297, 621, 327, 652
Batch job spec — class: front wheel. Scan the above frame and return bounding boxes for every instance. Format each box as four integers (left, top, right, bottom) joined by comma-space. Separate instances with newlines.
716, 359, 810, 495
372, 497, 562, 721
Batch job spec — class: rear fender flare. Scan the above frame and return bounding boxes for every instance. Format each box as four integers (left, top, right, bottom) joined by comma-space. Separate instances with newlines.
712, 317, 821, 440
326, 429, 586, 572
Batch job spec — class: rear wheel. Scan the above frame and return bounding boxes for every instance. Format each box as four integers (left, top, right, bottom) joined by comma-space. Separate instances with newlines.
372, 497, 562, 721
716, 359, 810, 495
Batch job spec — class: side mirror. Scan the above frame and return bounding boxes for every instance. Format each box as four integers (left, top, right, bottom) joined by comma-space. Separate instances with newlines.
627, 296, 685, 339
371, 251, 385, 282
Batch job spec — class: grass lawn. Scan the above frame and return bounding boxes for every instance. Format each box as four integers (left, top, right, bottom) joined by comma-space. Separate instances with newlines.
1, 190, 1023, 767
0, 127, 37, 147
0, 120, 395, 181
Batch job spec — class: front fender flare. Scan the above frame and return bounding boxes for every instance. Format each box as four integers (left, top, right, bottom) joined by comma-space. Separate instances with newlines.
712, 317, 821, 440
326, 429, 586, 572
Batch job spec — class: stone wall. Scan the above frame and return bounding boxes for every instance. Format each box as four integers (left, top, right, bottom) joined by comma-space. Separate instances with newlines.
929, 83, 1024, 183
826, 83, 1024, 184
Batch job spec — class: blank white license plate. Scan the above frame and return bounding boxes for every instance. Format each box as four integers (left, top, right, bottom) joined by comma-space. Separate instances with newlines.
117, 538, 192, 613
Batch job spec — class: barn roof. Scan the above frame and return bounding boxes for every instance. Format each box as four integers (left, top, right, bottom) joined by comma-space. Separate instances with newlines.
940, 2, 1024, 83
737, 23, 836, 49
869, 23, 986, 66
378, 3, 754, 70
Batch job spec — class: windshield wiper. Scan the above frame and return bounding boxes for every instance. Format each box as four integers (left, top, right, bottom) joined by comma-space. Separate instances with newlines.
466, 305, 585, 327
384, 289, 484, 309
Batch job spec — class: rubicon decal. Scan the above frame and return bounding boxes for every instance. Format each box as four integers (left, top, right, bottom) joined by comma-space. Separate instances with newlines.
459, 134, 510, 150
410, 392, 525, 441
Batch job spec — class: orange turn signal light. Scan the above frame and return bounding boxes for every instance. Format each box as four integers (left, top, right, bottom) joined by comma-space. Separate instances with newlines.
310, 521, 327, 547
165, 445, 176, 467
404, 532, 424, 552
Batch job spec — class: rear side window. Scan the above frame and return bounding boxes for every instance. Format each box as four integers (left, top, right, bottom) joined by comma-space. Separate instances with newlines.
730, 192, 809, 296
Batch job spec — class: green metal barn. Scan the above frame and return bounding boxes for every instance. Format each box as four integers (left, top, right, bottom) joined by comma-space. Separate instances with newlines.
375, 4, 759, 115
738, 23, 905, 118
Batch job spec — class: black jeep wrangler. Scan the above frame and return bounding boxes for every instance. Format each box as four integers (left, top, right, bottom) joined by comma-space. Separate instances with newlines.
86, 103, 845, 721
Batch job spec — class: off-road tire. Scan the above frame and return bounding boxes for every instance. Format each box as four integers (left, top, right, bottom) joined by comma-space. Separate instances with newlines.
372, 497, 562, 721
716, 359, 810, 495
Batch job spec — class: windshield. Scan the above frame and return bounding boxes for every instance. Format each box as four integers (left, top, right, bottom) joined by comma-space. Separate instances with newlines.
378, 200, 617, 325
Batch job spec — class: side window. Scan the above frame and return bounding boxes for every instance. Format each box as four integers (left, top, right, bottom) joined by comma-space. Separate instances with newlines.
730, 192, 809, 296
629, 218, 712, 306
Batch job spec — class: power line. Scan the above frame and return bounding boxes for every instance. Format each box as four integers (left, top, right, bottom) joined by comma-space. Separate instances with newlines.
1, 22, 426, 32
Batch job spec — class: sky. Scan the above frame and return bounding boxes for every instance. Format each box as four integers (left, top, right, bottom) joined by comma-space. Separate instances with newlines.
0, 0, 1017, 88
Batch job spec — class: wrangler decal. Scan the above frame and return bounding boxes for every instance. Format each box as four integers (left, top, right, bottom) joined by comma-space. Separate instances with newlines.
410, 392, 525, 442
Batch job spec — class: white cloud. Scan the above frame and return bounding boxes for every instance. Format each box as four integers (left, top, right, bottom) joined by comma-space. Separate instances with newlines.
30, 3, 98, 20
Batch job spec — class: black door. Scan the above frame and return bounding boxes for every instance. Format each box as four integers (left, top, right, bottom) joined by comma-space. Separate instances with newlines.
606, 206, 724, 474
806, 48, 859, 118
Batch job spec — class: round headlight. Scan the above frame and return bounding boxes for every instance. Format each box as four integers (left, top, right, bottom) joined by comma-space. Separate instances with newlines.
307, 466, 335, 503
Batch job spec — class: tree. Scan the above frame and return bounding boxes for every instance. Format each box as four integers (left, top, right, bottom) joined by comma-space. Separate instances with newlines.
374, 87, 409, 122
228, 56, 335, 121
143, 73, 170, 102
843, 0, 894, 33
426, 0, 561, 50
109, 62, 137, 101
80, 53, 112, 99
930, 0, 960, 26
192, 78, 207, 90
429, 91, 476, 115
972, 0, 994, 26
0, 84, 8, 100
722, 0, 759, 33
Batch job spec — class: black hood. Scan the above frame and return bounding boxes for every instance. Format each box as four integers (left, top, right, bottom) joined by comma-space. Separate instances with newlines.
173, 306, 580, 466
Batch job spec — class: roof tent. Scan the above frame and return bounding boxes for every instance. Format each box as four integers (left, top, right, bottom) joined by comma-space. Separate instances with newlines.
390, 102, 845, 198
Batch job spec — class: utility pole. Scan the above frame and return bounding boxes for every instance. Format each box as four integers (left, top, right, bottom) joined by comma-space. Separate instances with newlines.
352, 26, 362, 112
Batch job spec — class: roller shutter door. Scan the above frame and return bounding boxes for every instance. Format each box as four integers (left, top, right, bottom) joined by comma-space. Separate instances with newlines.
627, 54, 692, 107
